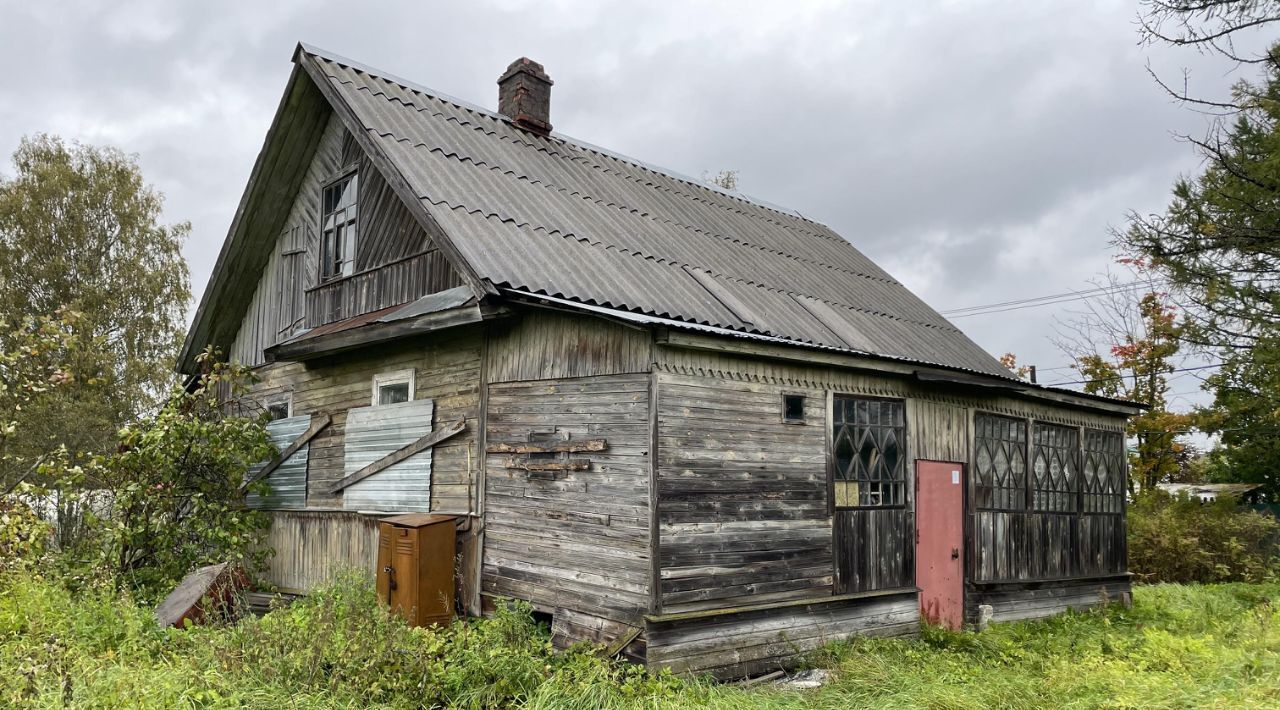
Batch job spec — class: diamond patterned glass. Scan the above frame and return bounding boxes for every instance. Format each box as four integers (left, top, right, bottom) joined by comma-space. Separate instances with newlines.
974, 414, 1027, 510
832, 396, 906, 507
1082, 429, 1125, 513
1032, 423, 1079, 512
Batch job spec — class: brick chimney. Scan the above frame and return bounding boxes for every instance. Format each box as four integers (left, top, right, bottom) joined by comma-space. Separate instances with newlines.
497, 58, 553, 135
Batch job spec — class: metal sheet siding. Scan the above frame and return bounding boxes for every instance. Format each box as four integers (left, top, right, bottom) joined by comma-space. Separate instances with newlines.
342, 399, 435, 512
247, 415, 312, 509
308, 52, 1012, 379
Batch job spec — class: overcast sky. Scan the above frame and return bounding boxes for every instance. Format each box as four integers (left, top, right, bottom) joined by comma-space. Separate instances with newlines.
0, 0, 1255, 410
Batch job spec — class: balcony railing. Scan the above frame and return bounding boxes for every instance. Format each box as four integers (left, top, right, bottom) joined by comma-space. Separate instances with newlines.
304, 249, 459, 328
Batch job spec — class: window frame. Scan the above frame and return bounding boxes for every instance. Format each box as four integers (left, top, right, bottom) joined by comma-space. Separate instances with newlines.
781, 393, 806, 425
319, 168, 359, 283
1030, 422, 1080, 513
972, 412, 1030, 512
263, 392, 293, 421
829, 394, 909, 510
371, 369, 415, 407
1081, 427, 1126, 515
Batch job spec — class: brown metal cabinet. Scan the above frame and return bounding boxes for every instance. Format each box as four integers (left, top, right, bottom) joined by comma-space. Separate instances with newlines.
375, 513, 456, 627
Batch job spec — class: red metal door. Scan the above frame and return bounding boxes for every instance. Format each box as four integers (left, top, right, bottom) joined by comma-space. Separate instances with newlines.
915, 460, 964, 630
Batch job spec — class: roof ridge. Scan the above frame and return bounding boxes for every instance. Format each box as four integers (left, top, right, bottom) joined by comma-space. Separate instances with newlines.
332, 69, 860, 252
297, 42, 839, 234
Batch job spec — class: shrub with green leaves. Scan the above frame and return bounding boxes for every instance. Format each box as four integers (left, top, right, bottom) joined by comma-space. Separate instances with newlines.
1128, 490, 1280, 584
88, 352, 274, 599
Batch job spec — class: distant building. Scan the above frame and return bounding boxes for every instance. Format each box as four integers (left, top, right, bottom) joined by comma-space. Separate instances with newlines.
1157, 482, 1263, 504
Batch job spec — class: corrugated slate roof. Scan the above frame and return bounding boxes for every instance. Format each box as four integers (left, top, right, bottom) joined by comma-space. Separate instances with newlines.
298, 45, 1012, 379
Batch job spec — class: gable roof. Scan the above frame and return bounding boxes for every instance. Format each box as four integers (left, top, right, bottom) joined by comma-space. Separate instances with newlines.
289, 44, 1014, 380
184, 43, 1016, 381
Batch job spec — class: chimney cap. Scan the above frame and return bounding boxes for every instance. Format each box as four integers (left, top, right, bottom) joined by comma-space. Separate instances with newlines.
498, 57, 554, 85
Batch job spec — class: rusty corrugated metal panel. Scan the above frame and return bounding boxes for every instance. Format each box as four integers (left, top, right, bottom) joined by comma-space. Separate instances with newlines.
303, 48, 1013, 380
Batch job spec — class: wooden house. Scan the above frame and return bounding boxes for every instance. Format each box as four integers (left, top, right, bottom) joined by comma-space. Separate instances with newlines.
181, 44, 1140, 679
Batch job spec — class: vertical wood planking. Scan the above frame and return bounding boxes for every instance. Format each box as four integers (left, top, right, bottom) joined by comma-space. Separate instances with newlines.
259, 510, 381, 592
484, 309, 653, 384
231, 114, 346, 366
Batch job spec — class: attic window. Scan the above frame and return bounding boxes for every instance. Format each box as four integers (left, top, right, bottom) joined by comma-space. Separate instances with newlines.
372, 369, 414, 406
782, 394, 805, 424
320, 172, 358, 281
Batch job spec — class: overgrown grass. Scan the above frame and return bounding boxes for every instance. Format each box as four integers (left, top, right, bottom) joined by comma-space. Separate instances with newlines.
2, 573, 1277, 708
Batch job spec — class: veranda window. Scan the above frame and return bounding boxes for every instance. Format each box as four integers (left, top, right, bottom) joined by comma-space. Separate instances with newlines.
1082, 429, 1126, 513
1032, 423, 1079, 512
974, 414, 1027, 510
831, 396, 906, 507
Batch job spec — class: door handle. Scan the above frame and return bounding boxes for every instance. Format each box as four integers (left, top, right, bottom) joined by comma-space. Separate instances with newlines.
950, 548, 960, 560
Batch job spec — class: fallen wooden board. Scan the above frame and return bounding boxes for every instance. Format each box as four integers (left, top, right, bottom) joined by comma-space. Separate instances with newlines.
154, 562, 248, 628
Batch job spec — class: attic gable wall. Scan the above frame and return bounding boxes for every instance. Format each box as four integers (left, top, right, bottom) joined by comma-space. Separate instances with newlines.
231, 113, 345, 366
229, 114, 464, 366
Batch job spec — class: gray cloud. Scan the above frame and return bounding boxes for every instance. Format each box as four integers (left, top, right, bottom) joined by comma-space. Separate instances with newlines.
0, 0, 1250, 397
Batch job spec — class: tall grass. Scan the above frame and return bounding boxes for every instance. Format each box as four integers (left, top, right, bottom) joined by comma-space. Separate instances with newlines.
1, 572, 1277, 708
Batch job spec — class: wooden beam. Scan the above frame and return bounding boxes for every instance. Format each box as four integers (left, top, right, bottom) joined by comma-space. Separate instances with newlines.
506, 458, 591, 472
267, 303, 508, 362
244, 414, 332, 488
602, 626, 643, 658
485, 438, 607, 454
327, 418, 466, 494
643, 586, 919, 624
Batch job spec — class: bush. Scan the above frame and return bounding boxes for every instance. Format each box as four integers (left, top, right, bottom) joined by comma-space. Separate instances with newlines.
1128, 490, 1280, 583
0, 497, 50, 573
0, 570, 688, 708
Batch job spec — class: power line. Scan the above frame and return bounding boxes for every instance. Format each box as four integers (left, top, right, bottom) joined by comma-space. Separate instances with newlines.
1044, 363, 1222, 387
941, 279, 1163, 318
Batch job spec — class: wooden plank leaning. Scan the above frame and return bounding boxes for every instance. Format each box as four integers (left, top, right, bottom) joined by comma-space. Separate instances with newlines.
327, 418, 466, 494
242, 414, 332, 489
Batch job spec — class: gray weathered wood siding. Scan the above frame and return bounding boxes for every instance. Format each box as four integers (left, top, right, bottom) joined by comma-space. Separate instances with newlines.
304, 249, 461, 328
966, 575, 1131, 624
259, 510, 380, 593
656, 374, 833, 613
484, 309, 652, 384
351, 142, 436, 270
482, 373, 653, 625
248, 330, 482, 514
652, 339, 1128, 623
231, 114, 346, 366
229, 115, 464, 365
646, 590, 918, 679
243, 330, 482, 596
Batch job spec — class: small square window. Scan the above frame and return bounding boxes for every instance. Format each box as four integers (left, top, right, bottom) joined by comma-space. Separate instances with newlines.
264, 394, 292, 421
782, 394, 805, 423
372, 369, 415, 406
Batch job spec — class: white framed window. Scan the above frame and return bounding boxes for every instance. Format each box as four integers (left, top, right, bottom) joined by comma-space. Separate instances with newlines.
263, 392, 293, 421
372, 369, 415, 406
